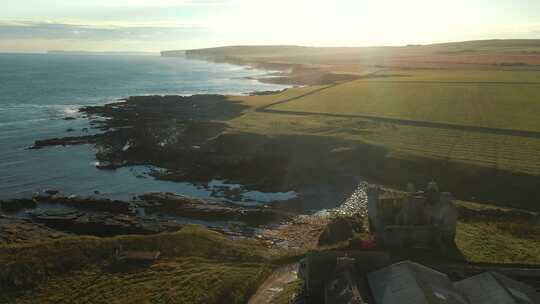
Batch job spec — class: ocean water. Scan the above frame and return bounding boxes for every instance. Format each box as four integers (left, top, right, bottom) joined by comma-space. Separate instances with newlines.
0, 53, 294, 202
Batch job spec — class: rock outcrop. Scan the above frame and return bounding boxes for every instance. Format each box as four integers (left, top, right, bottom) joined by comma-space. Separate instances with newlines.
29, 209, 183, 237
139, 192, 290, 225
33, 191, 134, 214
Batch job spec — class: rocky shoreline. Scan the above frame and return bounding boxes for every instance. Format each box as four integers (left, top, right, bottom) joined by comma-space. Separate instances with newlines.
27, 93, 364, 210
7, 54, 538, 235
0, 189, 294, 239
24, 86, 540, 213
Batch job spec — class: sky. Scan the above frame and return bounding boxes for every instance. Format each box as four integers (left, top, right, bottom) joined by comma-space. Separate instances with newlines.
1, 0, 540, 52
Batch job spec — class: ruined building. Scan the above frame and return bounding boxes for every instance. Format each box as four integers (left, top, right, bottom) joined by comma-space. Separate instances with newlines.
369, 261, 540, 304
367, 181, 458, 248
299, 256, 540, 304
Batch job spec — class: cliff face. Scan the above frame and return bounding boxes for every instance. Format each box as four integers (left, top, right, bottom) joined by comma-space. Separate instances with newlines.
161, 50, 186, 57
163, 46, 309, 61
164, 40, 540, 68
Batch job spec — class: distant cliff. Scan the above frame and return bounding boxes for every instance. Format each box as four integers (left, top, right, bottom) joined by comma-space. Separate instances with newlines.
163, 40, 540, 64
160, 50, 186, 57
162, 46, 307, 61
163, 46, 313, 72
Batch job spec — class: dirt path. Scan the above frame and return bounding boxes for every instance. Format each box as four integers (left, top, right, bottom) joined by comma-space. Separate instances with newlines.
248, 263, 299, 304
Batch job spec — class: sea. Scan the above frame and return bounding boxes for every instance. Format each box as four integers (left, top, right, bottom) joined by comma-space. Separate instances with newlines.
0, 53, 295, 203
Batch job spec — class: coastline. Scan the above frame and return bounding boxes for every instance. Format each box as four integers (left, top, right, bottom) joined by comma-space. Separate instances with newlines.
8, 53, 540, 212
3, 43, 540, 304
3, 50, 540, 247
177, 51, 363, 86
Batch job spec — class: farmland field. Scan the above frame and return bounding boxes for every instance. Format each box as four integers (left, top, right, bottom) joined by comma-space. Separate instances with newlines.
228, 69, 540, 178
268, 72, 540, 133
177, 42, 540, 209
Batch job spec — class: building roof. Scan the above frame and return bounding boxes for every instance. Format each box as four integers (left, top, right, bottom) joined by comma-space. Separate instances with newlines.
454, 272, 539, 304
368, 261, 469, 304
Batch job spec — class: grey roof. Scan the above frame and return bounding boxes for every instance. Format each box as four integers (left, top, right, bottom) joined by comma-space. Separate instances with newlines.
454, 272, 539, 304
368, 261, 470, 304
325, 268, 364, 304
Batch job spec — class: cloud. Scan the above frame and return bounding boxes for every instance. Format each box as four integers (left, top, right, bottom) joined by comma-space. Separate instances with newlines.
0, 20, 206, 29
0, 20, 208, 41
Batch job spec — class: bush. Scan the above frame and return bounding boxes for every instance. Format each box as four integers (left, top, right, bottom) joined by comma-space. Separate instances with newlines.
318, 216, 364, 246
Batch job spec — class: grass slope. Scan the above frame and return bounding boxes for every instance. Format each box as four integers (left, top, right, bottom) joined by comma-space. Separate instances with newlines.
0, 225, 282, 304
181, 40, 540, 68
455, 202, 540, 264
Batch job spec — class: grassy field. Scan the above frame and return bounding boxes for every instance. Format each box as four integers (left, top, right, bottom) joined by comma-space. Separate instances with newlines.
269, 74, 540, 133
0, 225, 286, 304
226, 68, 540, 181
202, 43, 540, 183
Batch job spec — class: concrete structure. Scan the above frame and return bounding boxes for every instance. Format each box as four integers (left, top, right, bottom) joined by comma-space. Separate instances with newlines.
368, 261, 470, 304
299, 256, 540, 304
455, 271, 540, 304
367, 181, 457, 248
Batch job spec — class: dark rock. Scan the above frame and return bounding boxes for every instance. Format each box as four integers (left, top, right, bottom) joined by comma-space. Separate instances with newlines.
29, 134, 102, 149
63, 117, 76, 120
66, 128, 75, 132
139, 193, 290, 225
0, 199, 37, 213
29, 209, 183, 237
45, 189, 60, 196
33, 193, 134, 215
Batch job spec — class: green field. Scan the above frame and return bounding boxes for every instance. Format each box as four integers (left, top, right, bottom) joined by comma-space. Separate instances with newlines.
227, 69, 540, 179
0, 226, 286, 304
202, 43, 540, 181
270, 74, 540, 133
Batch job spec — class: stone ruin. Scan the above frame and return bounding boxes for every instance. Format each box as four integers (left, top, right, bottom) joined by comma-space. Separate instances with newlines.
367, 181, 457, 248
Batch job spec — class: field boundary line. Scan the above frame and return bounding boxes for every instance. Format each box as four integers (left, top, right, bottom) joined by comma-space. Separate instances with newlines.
257, 108, 540, 139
